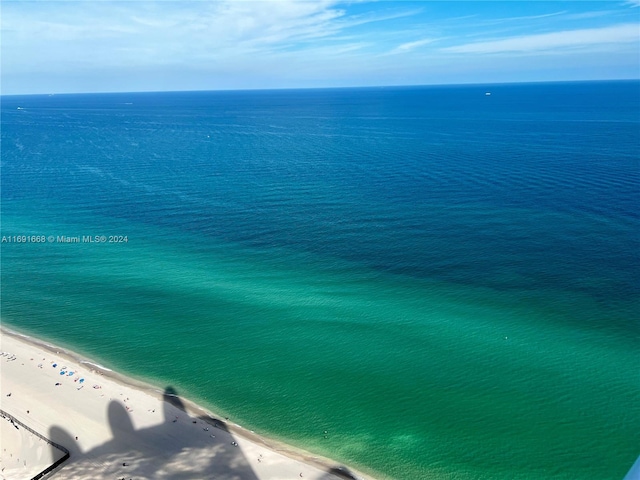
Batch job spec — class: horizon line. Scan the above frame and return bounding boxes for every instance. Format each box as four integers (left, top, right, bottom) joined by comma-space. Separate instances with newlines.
2, 77, 639, 98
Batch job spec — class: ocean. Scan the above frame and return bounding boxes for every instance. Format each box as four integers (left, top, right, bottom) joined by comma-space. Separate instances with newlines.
1, 81, 639, 479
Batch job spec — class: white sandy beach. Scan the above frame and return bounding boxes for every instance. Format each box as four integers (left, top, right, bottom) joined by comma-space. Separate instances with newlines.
0, 329, 370, 480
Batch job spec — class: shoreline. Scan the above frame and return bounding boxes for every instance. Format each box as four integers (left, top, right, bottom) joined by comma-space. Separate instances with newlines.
0, 326, 374, 480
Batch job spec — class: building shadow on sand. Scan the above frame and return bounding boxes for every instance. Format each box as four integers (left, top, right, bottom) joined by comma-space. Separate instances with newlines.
47, 386, 359, 480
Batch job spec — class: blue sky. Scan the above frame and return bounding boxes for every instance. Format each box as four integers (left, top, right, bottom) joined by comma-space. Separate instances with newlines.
2, 1, 639, 94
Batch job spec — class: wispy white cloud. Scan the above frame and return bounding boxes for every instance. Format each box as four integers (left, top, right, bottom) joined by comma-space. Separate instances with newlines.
563, 10, 621, 20
2, 1, 639, 94
207, 0, 347, 46
387, 38, 437, 55
337, 6, 424, 29
482, 10, 569, 25
443, 23, 639, 54
2, 1, 353, 68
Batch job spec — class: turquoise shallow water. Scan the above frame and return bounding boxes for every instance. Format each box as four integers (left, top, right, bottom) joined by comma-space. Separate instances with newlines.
2, 81, 639, 479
